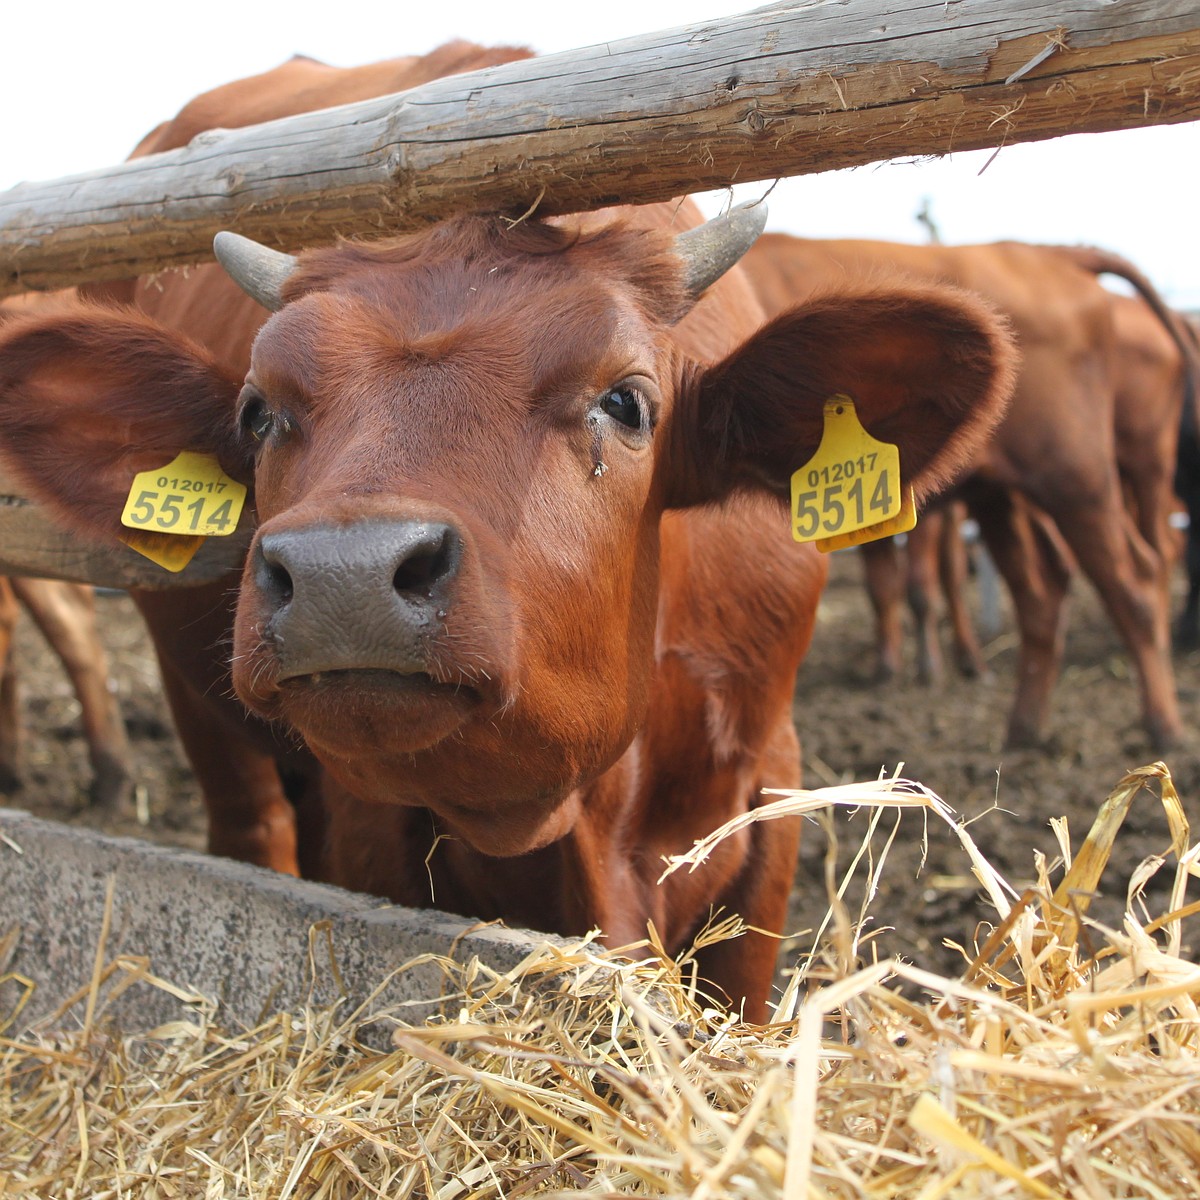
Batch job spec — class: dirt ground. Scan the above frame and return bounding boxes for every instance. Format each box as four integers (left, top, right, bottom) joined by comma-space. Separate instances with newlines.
4, 547, 1196, 985
782, 547, 1199, 979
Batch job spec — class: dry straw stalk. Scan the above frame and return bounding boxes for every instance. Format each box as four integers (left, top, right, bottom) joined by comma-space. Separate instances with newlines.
1, 762, 1197, 1197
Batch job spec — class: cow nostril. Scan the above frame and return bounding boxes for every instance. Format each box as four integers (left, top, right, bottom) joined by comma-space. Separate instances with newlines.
257, 546, 295, 607
393, 529, 454, 595
267, 559, 294, 605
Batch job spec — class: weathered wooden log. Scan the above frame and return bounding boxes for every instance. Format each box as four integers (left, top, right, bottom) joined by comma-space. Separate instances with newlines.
2, 0, 1198, 295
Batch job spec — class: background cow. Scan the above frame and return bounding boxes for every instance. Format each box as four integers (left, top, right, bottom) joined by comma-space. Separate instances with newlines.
745, 235, 1195, 752
0, 48, 1016, 1019
0, 577, 131, 809
858, 281, 1193, 693
1172, 315, 1200, 649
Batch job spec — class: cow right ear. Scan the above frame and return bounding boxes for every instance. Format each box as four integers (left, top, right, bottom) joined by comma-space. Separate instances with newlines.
0, 303, 248, 547
661, 284, 1015, 511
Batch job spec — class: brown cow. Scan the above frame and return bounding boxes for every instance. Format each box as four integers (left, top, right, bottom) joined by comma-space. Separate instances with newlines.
0, 51, 1015, 1019
86, 44, 542, 877
746, 235, 1190, 751
859, 284, 1190, 690
1175, 316, 1200, 648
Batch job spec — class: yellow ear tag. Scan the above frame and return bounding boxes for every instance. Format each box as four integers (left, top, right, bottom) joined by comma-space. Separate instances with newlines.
119, 452, 247, 572
790, 395, 917, 552
117, 529, 207, 573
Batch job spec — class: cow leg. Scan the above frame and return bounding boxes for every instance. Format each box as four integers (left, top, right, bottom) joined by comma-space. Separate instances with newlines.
859, 538, 905, 680
1125, 466, 1178, 616
692, 809, 802, 1024
1116, 467, 1174, 614
12, 579, 133, 810
0, 580, 21, 792
970, 489, 1073, 748
1173, 418, 1200, 649
692, 719, 803, 1025
1180, 524, 1200, 650
1049, 496, 1180, 750
939, 502, 990, 680
905, 512, 944, 685
155, 656, 301, 872
130, 584, 306, 873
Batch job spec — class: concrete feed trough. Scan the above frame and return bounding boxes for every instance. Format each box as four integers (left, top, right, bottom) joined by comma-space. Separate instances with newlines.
0, 808, 555, 1036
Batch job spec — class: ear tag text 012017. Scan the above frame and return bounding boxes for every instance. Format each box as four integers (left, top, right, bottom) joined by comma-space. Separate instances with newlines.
119, 451, 248, 572
790, 395, 917, 553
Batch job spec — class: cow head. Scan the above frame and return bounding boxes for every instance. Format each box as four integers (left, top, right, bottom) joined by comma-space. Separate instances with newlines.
0, 208, 1014, 854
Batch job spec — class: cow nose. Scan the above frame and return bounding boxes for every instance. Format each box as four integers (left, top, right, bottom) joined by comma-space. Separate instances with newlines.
253, 520, 462, 677
258, 521, 459, 604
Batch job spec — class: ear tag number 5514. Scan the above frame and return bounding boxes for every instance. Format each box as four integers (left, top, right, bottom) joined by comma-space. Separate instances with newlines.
790, 395, 916, 553
120, 451, 247, 572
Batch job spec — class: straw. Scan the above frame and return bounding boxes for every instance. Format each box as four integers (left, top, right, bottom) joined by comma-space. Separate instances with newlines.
0, 762, 1196, 1197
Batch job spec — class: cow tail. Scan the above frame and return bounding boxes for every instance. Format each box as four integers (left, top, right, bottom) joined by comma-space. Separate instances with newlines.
1052, 244, 1200, 435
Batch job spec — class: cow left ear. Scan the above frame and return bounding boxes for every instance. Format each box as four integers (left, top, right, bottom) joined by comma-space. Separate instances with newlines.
662, 284, 1016, 509
0, 303, 251, 548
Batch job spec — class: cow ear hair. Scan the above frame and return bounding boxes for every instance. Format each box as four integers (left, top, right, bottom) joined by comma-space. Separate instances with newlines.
0, 303, 249, 547
662, 284, 1015, 510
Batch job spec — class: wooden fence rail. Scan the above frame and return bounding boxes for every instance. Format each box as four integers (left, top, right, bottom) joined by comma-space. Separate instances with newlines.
0, 0, 1197, 586
2, 0, 1199, 297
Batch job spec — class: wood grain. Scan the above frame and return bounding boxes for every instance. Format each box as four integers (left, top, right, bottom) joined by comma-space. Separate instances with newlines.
2, 0, 1197, 295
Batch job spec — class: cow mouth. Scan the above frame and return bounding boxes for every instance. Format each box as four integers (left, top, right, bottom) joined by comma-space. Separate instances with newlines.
275, 667, 483, 753
279, 667, 476, 696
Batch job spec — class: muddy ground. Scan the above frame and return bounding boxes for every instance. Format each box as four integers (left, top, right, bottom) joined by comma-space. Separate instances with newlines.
5, 548, 1197, 987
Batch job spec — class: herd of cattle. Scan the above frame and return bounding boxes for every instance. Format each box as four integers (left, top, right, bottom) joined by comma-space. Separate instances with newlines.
1, 41, 1196, 1021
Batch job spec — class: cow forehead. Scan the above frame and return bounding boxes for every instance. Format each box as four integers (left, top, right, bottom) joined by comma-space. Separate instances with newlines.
248, 283, 675, 415
261, 212, 690, 353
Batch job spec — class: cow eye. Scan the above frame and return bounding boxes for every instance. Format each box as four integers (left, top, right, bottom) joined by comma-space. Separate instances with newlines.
239, 394, 279, 443
599, 386, 644, 431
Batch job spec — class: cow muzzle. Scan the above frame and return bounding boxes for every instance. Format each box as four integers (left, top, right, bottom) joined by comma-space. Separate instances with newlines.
252, 519, 461, 680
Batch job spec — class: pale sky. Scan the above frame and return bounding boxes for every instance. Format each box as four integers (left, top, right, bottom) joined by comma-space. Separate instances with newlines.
4, 0, 1199, 306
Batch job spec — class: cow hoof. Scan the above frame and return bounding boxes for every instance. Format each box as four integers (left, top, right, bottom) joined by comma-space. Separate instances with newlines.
1145, 721, 1182, 757
1003, 725, 1047, 753
955, 652, 993, 683
88, 754, 135, 812
960, 664, 996, 685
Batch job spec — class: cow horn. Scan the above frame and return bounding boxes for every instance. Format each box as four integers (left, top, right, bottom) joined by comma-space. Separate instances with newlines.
673, 201, 768, 298
213, 232, 299, 312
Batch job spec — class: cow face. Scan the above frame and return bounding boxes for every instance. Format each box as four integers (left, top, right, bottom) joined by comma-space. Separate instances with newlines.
226, 218, 710, 852
0, 211, 1014, 854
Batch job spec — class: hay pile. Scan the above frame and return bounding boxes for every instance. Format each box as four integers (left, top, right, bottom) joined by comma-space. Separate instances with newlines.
1, 762, 1197, 1198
